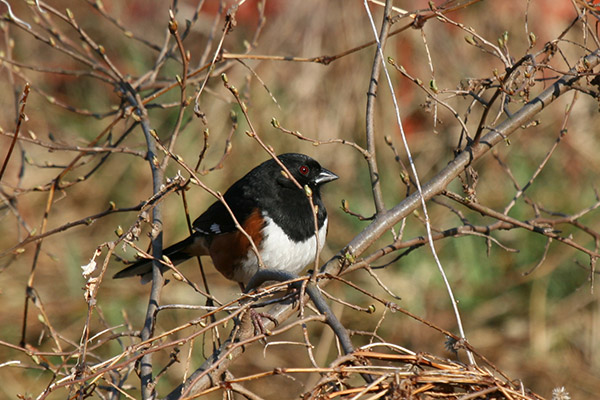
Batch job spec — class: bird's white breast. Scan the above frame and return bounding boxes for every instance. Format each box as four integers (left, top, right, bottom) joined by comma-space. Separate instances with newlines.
234, 215, 328, 285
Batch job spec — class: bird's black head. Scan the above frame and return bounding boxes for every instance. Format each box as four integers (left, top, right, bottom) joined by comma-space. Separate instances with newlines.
274, 153, 338, 191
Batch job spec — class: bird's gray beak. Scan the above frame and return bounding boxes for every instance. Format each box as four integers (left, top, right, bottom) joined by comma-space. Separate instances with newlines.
314, 168, 339, 185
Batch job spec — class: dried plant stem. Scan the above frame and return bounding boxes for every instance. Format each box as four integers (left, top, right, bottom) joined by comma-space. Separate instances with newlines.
0, 83, 29, 181
364, 0, 475, 364
363, 0, 391, 214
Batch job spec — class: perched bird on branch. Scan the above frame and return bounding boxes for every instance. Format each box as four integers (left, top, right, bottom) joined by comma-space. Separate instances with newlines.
114, 153, 338, 289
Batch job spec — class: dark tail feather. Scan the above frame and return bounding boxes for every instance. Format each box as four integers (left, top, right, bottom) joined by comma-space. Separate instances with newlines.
113, 236, 199, 280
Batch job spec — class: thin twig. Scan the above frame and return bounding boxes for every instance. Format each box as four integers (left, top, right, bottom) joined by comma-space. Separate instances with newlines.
0, 83, 30, 180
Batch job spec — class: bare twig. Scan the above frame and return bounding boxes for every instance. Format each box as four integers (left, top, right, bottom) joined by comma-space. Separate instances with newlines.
0, 83, 29, 180
363, 0, 392, 214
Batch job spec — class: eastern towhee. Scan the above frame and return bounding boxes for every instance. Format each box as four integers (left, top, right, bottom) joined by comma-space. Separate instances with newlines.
114, 153, 372, 378
114, 153, 338, 288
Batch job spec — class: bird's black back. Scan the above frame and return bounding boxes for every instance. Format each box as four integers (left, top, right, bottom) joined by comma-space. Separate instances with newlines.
193, 154, 330, 242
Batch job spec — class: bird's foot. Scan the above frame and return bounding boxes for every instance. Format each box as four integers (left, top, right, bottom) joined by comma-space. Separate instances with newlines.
249, 309, 279, 336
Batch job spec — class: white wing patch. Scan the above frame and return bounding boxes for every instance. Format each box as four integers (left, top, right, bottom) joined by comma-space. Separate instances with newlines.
209, 223, 221, 234
233, 215, 328, 285
194, 223, 222, 235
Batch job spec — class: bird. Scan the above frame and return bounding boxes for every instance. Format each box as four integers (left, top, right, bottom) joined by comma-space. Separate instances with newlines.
113, 153, 338, 288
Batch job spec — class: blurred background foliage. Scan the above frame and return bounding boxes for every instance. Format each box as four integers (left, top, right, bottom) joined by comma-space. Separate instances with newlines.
0, 0, 599, 398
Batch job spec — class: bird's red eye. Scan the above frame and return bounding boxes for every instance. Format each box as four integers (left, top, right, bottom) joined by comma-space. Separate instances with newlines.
299, 165, 309, 176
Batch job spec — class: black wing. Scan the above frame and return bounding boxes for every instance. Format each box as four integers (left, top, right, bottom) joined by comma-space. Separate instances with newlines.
192, 181, 259, 236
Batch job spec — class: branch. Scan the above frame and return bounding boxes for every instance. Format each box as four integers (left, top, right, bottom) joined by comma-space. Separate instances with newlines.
161, 46, 600, 400
121, 83, 165, 400
364, 0, 392, 214
342, 49, 600, 261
